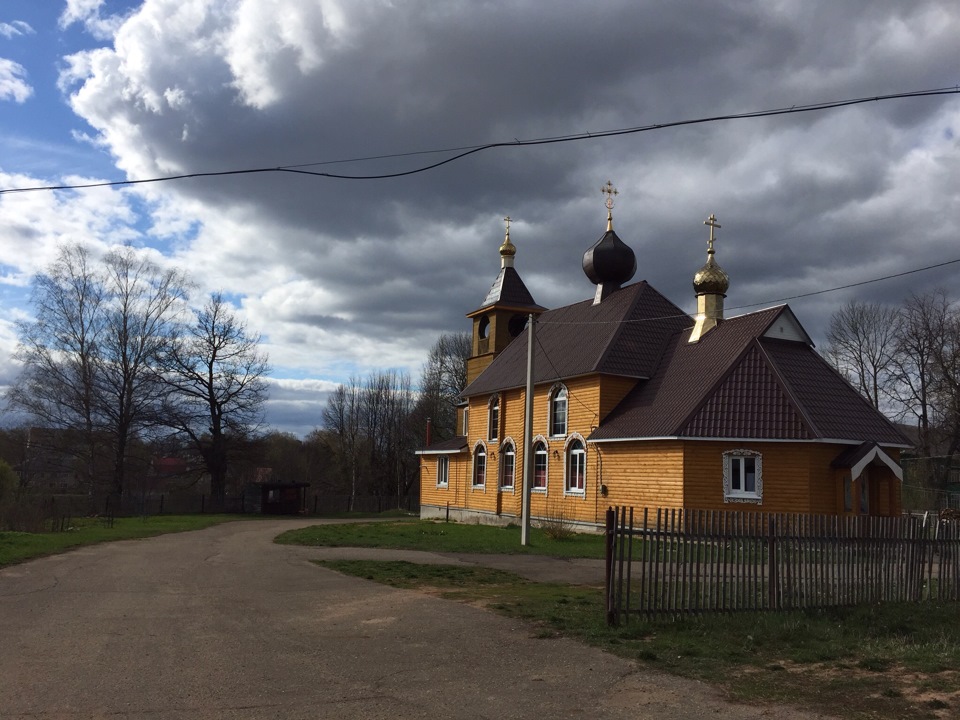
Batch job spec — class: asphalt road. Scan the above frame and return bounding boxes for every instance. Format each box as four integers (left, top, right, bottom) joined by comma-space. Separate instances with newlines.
0, 519, 827, 719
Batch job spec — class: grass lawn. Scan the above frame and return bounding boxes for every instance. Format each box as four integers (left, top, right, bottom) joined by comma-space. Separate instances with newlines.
275, 519, 607, 557
300, 527, 960, 719
0, 514, 244, 568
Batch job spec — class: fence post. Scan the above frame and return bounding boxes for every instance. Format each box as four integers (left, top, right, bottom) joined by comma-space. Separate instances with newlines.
605, 507, 617, 626
768, 516, 778, 610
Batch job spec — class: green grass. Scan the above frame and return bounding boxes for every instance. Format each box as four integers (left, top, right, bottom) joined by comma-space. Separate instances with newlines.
317, 559, 960, 720
276, 519, 607, 557
0, 514, 244, 568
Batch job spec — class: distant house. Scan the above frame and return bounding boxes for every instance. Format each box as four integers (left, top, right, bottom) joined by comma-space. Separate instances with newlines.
418, 200, 910, 528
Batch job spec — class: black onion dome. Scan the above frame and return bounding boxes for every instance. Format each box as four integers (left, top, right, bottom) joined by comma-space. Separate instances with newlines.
582, 229, 637, 287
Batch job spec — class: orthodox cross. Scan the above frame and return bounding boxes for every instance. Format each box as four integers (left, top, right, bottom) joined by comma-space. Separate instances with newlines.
601, 180, 618, 210
504, 216, 511, 235
704, 213, 721, 253
602, 181, 618, 230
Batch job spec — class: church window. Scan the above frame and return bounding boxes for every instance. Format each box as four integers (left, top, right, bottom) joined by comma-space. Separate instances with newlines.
488, 396, 499, 441
437, 457, 449, 488
549, 384, 568, 437
472, 444, 486, 488
722, 450, 762, 504
500, 440, 515, 489
462, 407, 469, 436
533, 440, 548, 490
565, 438, 586, 494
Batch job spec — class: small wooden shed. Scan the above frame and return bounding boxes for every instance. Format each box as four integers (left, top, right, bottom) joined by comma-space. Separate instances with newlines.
260, 482, 309, 515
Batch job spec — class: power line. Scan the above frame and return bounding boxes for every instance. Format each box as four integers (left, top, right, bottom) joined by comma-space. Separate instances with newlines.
540, 256, 960, 326
1, 86, 958, 195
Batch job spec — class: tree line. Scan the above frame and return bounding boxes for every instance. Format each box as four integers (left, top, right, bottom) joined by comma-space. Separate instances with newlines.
826, 290, 960, 465
317, 332, 470, 506
4, 244, 269, 505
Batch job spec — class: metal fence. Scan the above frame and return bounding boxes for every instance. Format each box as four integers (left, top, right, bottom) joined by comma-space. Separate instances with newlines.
605, 507, 960, 623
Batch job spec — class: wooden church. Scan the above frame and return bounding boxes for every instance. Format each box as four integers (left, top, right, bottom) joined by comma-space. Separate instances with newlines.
418, 186, 910, 529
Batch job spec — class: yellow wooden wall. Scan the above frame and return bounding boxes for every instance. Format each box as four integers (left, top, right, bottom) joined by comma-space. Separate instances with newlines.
420, 376, 905, 521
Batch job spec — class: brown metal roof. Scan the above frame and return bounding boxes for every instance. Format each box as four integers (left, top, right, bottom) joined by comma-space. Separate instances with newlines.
759, 338, 910, 445
416, 436, 468, 454
590, 306, 785, 439
590, 307, 911, 446
462, 281, 691, 396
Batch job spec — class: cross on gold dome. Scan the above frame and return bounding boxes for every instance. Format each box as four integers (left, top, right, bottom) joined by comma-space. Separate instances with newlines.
602, 181, 618, 230
504, 216, 511, 236
704, 213, 721, 253
601, 180, 618, 210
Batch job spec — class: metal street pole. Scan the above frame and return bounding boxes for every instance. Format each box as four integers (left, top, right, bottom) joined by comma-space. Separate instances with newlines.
521, 313, 535, 546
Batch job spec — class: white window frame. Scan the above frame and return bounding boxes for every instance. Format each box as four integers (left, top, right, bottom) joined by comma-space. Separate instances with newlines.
531, 435, 548, 492
436, 456, 449, 488
462, 406, 469, 436
722, 449, 762, 504
564, 434, 586, 495
472, 441, 487, 489
548, 383, 568, 438
488, 395, 499, 441
499, 438, 516, 490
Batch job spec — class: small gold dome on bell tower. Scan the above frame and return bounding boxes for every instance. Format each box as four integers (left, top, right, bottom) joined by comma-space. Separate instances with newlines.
693, 213, 729, 296
689, 214, 730, 343
499, 216, 516, 268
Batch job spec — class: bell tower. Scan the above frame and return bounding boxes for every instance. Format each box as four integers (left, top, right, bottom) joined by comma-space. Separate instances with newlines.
465, 217, 545, 385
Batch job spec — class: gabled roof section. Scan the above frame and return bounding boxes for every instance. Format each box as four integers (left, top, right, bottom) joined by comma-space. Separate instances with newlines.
759, 338, 911, 446
680, 344, 811, 439
831, 441, 903, 480
462, 281, 691, 397
590, 305, 912, 447
473, 267, 545, 313
590, 306, 785, 439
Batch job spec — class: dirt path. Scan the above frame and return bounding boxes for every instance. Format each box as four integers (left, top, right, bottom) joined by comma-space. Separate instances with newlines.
0, 519, 829, 719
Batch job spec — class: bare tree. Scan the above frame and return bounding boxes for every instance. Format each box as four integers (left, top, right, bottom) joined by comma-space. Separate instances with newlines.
164, 293, 269, 505
890, 291, 947, 457
8, 245, 191, 497
415, 331, 470, 441
826, 300, 901, 410
8, 245, 106, 491
96, 247, 189, 495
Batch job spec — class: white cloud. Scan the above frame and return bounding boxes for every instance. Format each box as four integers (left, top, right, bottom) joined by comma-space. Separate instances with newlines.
0, 20, 35, 38
59, 0, 126, 40
0, 58, 32, 102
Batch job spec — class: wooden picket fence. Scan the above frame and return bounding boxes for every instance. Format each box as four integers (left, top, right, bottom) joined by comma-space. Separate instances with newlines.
604, 507, 960, 624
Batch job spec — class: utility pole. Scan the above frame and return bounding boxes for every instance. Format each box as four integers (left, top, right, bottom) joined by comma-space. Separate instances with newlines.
521, 313, 535, 545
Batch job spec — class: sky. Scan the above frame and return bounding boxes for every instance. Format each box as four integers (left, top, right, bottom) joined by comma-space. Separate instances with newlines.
0, 0, 958, 438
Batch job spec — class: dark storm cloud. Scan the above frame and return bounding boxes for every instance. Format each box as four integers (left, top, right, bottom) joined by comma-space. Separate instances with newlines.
51, 0, 960, 413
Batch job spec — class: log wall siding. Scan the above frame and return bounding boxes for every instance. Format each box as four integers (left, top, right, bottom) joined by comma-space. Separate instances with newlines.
424, 381, 905, 521
594, 441, 686, 510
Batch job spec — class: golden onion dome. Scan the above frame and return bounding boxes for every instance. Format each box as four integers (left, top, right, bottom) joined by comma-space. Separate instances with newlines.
693, 254, 729, 296
694, 213, 729, 296
499, 216, 517, 258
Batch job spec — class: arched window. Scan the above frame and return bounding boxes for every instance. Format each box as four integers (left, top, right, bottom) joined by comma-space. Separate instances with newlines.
566, 438, 585, 494
499, 440, 515, 489
549, 385, 568, 437
488, 396, 499, 441
472, 444, 487, 488
532, 440, 548, 490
